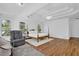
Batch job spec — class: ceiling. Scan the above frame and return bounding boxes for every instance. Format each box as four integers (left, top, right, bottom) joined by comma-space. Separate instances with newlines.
30, 3, 79, 20
0, 3, 79, 21
0, 3, 47, 19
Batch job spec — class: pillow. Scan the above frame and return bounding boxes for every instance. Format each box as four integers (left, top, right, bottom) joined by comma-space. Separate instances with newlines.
29, 31, 37, 34
0, 37, 8, 46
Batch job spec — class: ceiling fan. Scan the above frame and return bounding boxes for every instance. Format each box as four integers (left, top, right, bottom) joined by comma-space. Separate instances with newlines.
18, 3, 24, 6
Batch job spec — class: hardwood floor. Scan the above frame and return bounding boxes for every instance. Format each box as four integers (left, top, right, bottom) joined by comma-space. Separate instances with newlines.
34, 38, 79, 56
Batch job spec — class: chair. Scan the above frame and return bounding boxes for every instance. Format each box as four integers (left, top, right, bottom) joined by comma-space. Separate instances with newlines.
10, 30, 25, 47
10, 30, 25, 56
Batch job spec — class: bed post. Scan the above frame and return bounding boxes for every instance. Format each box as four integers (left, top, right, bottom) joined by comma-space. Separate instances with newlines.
37, 34, 39, 42
48, 25, 49, 38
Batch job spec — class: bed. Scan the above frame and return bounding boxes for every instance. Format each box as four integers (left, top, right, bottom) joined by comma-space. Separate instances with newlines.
28, 31, 49, 42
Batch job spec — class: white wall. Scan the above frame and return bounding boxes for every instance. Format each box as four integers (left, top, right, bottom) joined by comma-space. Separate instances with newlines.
10, 17, 39, 31
43, 18, 70, 39
70, 19, 79, 37
53, 18, 69, 39
10, 20, 21, 30
0, 17, 1, 36
1, 13, 79, 39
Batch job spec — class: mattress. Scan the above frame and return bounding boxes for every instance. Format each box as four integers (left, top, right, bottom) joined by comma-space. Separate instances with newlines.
29, 33, 48, 38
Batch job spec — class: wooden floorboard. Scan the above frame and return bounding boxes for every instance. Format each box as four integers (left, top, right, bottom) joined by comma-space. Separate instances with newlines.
34, 38, 79, 56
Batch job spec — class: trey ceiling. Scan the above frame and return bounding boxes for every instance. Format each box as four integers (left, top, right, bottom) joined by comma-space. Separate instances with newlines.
0, 3, 47, 19
30, 3, 79, 20
0, 3, 79, 20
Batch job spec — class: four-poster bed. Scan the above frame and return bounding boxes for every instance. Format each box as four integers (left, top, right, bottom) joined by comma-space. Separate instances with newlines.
27, 25, 49, 42
29, 32, 49, 42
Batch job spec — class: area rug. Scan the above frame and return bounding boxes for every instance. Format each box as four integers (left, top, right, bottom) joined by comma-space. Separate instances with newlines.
13, 44, 44, 56
25, 38, 54, 46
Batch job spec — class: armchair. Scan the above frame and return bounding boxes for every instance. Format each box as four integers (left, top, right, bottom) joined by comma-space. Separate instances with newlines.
10, 30, 25, 47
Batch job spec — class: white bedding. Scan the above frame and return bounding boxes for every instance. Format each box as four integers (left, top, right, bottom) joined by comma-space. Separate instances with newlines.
29, 33, 48, 38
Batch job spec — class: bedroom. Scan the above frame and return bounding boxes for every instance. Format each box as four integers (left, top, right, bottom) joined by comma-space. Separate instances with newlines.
0, 3, 79, 56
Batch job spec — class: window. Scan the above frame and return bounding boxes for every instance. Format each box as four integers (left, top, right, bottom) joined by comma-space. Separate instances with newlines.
20, 22, 26, 33
1, 20, 10, 36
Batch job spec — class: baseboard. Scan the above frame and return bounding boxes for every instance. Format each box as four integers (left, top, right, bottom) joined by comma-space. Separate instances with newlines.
49, 36, 79, 40
70, 37, 79, 39
49, 37, 69, 40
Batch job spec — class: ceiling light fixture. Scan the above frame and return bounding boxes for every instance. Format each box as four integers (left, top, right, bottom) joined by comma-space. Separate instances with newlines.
46, 16, 52, 20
